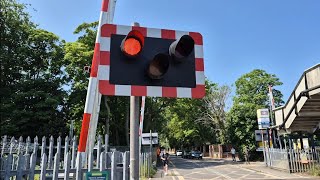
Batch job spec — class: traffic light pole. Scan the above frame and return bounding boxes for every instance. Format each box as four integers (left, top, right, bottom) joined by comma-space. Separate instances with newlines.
130, 22, 141, 180
130, 96, 140, 179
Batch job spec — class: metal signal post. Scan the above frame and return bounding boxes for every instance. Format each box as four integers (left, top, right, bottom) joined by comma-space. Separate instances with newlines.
130, 22, 141, 180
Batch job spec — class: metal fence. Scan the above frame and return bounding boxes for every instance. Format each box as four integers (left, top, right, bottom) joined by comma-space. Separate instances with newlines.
264, 148, 320, 173
139, 152, 155, 178
0, 135, 129, 180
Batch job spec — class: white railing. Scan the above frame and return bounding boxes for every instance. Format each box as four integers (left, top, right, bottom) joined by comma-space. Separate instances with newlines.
0, 135, 129, 180
264, 148, 320, 173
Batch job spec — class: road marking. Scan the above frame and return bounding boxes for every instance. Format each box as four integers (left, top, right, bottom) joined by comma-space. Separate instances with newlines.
192, 160, 232, 179
235, 165, 286, 179
170, 159, 185, 180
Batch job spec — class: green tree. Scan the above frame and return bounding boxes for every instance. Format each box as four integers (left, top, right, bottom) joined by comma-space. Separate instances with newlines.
158, 81, 222, 149
196, 82, 231, 144
0, 0, 67, 137
226, 69, 284, 159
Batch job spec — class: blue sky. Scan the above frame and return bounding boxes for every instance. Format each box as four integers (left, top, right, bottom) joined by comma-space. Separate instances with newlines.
22, 0, 320, 104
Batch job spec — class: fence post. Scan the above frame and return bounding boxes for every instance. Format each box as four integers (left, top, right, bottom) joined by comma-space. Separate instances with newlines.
294, 149, 299, 173
288, 149, 293, 173
9, 137, 16, 170
29, 153, 37, 180
53, 153, 60, 180
17, 136, 23, 155
111, 151, 119, 180
307, 149, 311, 171
1, 135, 7, 157
123, 151, 129, 180
26, 136, 31, 155
106, 152, 112, 169
48, 136, 54, 169
311, 149, 315, 170
4, 154, 13, 180
57, 136, 62, 164
297, 149, 301, 173
33, 136, 39, 158
41, 136, 46, 158
16, 154, 24, 180
64, 136, 69, 162
64, 152, 71, 180
96, 135, 102, 169
145, 153, 147, 178
100, 152, 106, 171
40, 153, 47, 180
9, 137, 15, 154
76, 152, 82, 180
24, 154, 30, 179
71, 136, 77, 169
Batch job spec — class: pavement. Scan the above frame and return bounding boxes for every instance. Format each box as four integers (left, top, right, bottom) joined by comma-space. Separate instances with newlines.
149, 156, 319, 180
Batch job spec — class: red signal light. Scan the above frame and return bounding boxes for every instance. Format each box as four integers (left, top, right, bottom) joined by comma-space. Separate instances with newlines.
123, 38, 141, 56
121, 30, 144, 57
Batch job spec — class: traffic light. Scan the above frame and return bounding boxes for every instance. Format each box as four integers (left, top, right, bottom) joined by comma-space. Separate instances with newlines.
120, 30, 144, 57
98, 24, 205, 98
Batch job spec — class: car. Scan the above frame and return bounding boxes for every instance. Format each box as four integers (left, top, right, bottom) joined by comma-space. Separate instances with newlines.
176, 150, 183, 156
191, 150, 203, 159
182, 150, 191, 159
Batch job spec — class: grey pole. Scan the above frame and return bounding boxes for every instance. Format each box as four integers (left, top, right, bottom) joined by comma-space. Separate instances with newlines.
130, 96, 140, 179
269, 109, 277, 148
130, 22, 141, 180
261, 130, 267, 166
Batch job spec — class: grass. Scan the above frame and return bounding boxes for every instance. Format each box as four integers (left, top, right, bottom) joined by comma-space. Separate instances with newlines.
309, 164, 320, 176
140, 163, 157, 178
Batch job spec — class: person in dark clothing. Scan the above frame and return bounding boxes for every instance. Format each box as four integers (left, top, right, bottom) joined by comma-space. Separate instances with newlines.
160, 149, 169, 175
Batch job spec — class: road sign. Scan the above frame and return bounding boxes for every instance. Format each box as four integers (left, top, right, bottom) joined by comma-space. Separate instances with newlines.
141, 133, 158, 145
255, 130, 272, 151
86, 171, 109, 180
257, 109, 270, 129
98, 24, 205, 98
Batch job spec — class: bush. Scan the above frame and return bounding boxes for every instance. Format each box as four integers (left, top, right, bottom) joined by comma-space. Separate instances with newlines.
309, 164, 320, 176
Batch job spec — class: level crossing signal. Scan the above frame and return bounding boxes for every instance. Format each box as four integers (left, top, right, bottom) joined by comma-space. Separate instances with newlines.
98, 24, 205, 98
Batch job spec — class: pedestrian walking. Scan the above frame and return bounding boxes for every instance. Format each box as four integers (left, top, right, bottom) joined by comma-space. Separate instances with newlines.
160, 149, 169, 175
244, 146, 250, 164
231, 147, 236, 162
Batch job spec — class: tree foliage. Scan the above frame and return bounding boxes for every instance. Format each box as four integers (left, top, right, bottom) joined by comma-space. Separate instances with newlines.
226, 69, 284, 158
196, 82, 231, 144
0, 0, 67, 137
158, 81, 230, 149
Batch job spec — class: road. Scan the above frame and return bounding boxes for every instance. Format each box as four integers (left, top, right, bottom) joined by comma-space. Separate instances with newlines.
155, 155, 317, 180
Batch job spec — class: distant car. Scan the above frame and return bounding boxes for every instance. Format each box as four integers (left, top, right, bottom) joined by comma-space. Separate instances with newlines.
176, 150, 183, 156
191, 150, 203, 159
182, 150, 191, 159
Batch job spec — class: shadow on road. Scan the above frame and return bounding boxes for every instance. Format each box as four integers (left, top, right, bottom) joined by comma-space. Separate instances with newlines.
168, 155, 248, 170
